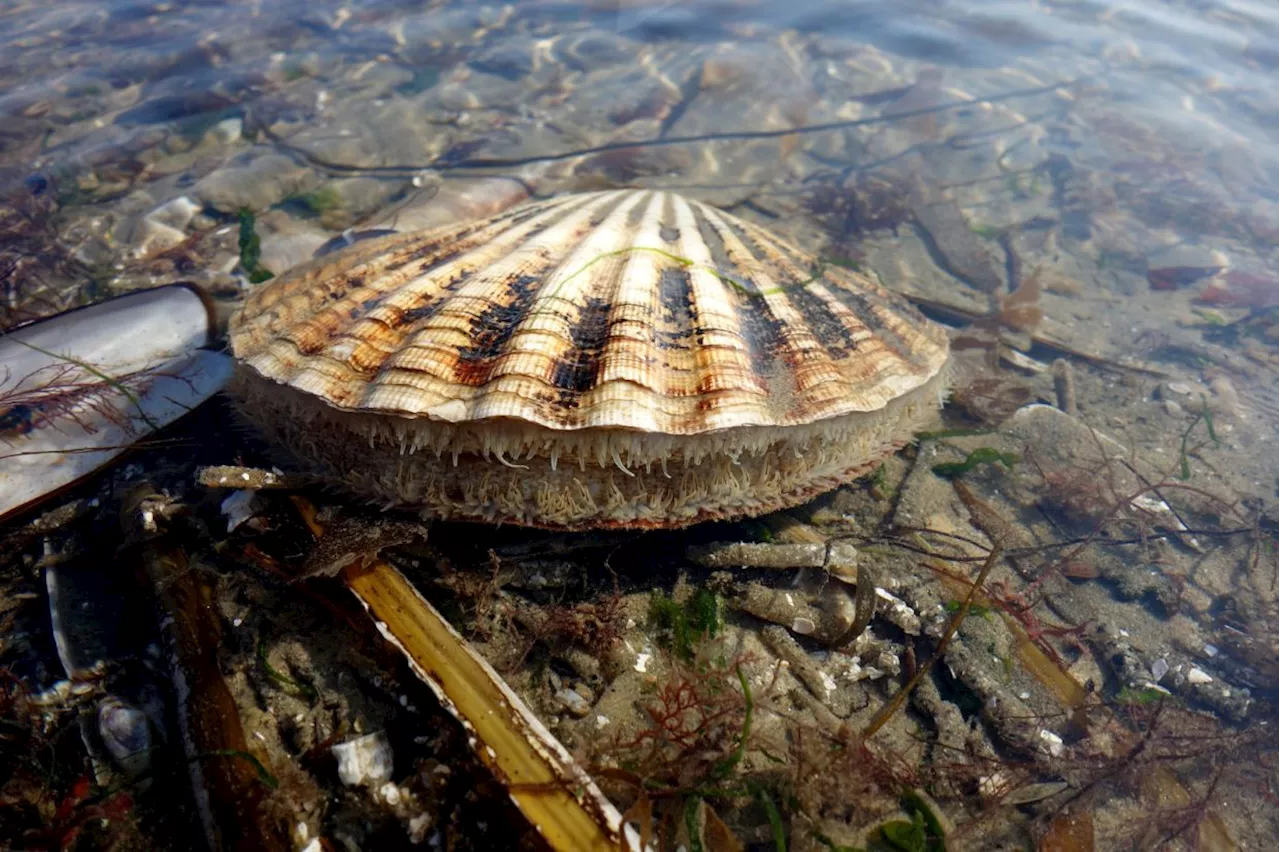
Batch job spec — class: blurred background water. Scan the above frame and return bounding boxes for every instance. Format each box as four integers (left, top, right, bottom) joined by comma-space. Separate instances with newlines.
1, 0, 1276, 380
0, 1, 1276, 848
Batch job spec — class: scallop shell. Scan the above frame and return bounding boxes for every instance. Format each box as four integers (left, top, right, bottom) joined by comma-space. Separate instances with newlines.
228, 189, 949, 529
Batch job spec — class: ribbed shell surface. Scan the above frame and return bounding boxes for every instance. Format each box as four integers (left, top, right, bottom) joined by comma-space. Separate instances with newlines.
229, 190, 949, 435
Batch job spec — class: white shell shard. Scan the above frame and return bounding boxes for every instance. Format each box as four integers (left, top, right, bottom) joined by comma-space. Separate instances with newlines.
229, 190, 950, 529
0, 285, 230, 521
331, 730, 395, 787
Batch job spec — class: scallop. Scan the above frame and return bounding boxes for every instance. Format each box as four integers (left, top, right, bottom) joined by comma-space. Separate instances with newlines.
228, 189, 949, 529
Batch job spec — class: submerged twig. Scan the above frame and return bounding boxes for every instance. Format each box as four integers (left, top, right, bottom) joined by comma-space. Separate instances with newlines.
259, 74, 1098, 177
861, 546, 1003, 740
197, 465, 305, 490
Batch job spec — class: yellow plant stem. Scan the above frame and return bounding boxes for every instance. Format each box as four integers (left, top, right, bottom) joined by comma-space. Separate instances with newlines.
341, 557, 634, 851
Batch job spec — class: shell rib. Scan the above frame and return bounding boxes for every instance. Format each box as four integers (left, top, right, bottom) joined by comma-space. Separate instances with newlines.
229, 189, 949, 529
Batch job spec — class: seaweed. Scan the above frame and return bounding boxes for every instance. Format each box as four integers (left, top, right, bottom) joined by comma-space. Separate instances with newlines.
236, 208, 274, 283
0, 175, 98, 329
601, 660, 772, 852
290, 186, 342, 216
527, 587, 627, 660
1176, 402, 1218, 481
931, 447, 1018, 479
1115, 686, 1169, 706
648, 587, 721, 661
868, 809, 930, 852
256, 638, 319, 705
812, 793, 948, 852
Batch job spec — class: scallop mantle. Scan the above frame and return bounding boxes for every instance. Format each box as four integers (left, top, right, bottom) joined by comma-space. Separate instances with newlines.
228, 189, 950, 528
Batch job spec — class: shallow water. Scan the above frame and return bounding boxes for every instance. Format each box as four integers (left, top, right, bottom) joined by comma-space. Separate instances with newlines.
0, 0, 1276, 849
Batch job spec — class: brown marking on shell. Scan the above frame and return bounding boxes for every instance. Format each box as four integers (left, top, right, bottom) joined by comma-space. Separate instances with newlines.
228, 189, 950, 529
231, 190, 947, 433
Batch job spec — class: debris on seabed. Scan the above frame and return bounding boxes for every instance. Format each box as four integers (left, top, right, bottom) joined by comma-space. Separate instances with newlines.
302, 505, 642, 852
332, 731, 394, 787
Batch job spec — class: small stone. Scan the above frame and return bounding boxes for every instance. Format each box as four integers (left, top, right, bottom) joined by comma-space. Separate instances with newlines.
555, 687, 591, 718
826, 540, 859, 583
254, 210, 333, 274
1151, 657, 1169, 681
408, 814, 432, 844
1038, 729, 1064, 757
206, 117, 243, 146
1162, 399, 1183, 417
129, 217, 187, 257
98, 697, 152, 778
1207, 375, 1240, 417
469, 41, 535, 79
1187, 667, 1213, 684
148, 196, 202, 230
433, 83, 482, 111
1145, 242, 1230, 272
553, 31, 634, 72
1148, 266, 1224, 291
193, 154, 318, 213
220, 490, 259, 532
875, 588, 921, 635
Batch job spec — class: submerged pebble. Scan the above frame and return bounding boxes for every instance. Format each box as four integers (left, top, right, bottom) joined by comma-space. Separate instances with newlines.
1151, 657, 1170, 682
97, 696, 152, 778
555, 688, 592, 718
194, 154, 318, 213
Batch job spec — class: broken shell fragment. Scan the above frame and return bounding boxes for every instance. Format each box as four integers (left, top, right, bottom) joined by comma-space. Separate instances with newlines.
229, 190, 949, 529
332, 730, 395, 787
0, 284, 231, 521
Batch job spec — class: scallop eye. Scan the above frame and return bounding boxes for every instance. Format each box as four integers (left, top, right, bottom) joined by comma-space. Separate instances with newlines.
227, 190, 948, 530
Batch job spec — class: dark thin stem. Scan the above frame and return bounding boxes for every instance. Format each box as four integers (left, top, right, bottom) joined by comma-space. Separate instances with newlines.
259, 74, 1097, 177
862, 546, 1003, 739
